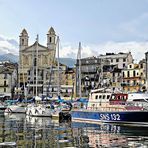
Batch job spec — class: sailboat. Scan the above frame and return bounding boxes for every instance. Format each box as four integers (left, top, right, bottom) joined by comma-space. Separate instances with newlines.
50, 36, 72, 119
26, 35, 52, 117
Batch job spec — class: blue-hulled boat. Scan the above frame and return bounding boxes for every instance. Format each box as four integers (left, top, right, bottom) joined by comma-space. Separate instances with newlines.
71, 88, 148, 125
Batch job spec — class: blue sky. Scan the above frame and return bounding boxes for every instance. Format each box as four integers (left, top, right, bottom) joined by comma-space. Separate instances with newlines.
0, 0, 148, 60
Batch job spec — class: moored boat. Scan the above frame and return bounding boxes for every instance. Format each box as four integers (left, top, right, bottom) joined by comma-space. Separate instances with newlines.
71, 88, 148, 125
5, 97, 35, 113
26, 103, 52, 117
5, 103, 26, 113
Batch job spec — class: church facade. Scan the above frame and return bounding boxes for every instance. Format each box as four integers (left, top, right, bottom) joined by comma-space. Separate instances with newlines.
19, 27, 57, 96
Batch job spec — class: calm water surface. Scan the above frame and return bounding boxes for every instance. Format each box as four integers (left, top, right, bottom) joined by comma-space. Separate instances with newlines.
0, 114, 148, 147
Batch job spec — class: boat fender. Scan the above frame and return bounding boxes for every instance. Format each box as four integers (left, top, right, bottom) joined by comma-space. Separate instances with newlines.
7, 108, 12, 113
29, 110, 32, 116
35, 109, 38, 114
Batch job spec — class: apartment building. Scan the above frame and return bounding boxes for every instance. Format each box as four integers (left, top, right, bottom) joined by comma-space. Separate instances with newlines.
98, 52, 133, 69
122, 60, 146, 92
0, 61, 17, 98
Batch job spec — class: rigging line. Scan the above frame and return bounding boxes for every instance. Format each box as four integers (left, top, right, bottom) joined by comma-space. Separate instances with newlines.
20, 50, 26, 98
35, 35, 39, 96
57, 36, 60, 96
47, 35, 59, 96
32, 45, 35, 96
78, 42, 82, 98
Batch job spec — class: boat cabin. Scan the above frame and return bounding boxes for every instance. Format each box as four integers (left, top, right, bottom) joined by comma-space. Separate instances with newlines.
128, 92, 148, 102
109, 93, 128, 105
87, 91, 128, 110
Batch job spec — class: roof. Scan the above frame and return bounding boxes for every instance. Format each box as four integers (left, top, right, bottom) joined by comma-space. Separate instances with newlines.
20, 28, 28, 36
47, 27, 55, 34
98, 52, 131, 59
21, 41, 53, 52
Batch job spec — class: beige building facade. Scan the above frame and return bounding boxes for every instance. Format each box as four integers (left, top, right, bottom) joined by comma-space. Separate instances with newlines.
19, 27, 56, 96
122, 60, 146, 92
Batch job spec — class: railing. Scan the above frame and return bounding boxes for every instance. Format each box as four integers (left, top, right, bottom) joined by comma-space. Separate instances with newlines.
86, 101, 148, 111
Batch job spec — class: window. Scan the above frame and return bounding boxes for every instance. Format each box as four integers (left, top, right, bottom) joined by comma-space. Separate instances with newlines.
103, 95, 106, 99
141, 64, 143, 69
4, 74, 7, 79
95, 95, 98, 99
49, 37, 52, 43
133, 80, 136, 86
107, 95, 110, 99
129, 65, 132, 68
111, 59, 113, 63
133, 71, 136, 77
123, 72, 125, 77
123, 63, 125, 68
116, 59, 119, 62
99, 95, 102, 99
4, 81, 6, 86
22, 39, 24, 45
34, 58, 37, 66
127, 71, 130, 77
127, 80, 130, 86
123, 58, 126, 62
4, 88, 6, 92
113, 73, 115, 77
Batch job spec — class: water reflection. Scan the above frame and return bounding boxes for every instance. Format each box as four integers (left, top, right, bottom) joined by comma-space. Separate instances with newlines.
0, 114, 148, 147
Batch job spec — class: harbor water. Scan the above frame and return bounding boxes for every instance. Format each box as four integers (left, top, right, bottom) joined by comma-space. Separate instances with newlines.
0, 114, 148, 147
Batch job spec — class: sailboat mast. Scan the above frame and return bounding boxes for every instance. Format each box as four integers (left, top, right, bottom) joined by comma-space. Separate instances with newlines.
78, 42, 82, 98
57, 36, 60, 96
35, 35, 39, 96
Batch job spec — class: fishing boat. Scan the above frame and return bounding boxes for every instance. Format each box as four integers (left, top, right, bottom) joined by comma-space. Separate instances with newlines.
70, 88, 148, 125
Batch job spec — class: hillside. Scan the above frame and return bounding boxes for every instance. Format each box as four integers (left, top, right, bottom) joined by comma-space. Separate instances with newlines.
0, 53, 76, 67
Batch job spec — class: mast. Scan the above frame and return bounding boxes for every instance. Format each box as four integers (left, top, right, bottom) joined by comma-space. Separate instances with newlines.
78, 42, 82, 98
35, 35, 39, 96
57, 36, 60, 96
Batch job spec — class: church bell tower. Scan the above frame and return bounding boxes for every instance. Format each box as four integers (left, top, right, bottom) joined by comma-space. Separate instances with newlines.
47, 27, 56, 50
19, 28, 29, 51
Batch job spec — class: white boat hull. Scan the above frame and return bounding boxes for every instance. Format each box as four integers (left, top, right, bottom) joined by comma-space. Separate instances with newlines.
26, 104, 52, 117
5, 104, 26, 113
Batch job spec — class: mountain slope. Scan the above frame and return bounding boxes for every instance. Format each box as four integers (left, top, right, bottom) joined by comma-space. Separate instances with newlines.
59, 58, 76, 67
0, 53, 76, 67
0, 53, 18, 63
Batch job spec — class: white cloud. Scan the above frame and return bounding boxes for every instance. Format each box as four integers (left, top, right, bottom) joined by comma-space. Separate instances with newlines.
0, 35, 18, 55
60, 41, 148, 62
0, 34, 147, 63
